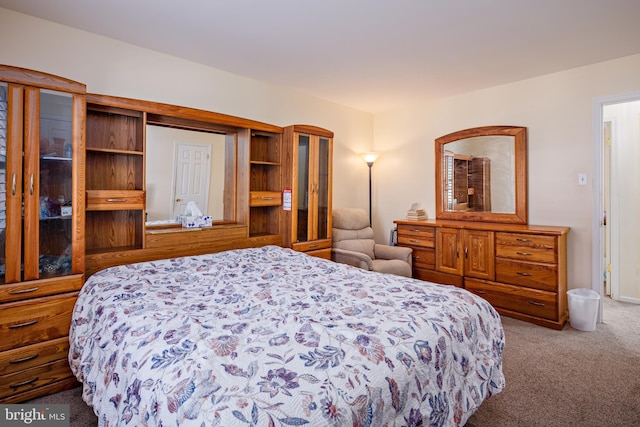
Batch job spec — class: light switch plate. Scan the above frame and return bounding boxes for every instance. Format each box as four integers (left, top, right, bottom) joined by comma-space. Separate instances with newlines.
578, 173, 588, 186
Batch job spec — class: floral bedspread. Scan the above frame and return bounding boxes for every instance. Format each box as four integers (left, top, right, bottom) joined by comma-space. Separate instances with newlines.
69, 245, 505, 426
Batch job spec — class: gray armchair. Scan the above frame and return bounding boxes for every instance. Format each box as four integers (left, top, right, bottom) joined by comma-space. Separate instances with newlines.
331, 208, 412, 277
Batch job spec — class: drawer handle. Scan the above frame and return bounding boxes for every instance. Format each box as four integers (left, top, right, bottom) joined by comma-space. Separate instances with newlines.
409, 239, 420, 243
308, 244, 318, 249
11, 173, 16, 195
9, 353, 40, 364
410, 229, 422, 232
528, 301, 545, 307
516, 272, 533, 277
8, 287, 39, 295
106, 198, 127, 203
10, 377, 39, 389
8, 319, 39, 329
260, 197, 274, 200
516, 238, 532, 242
516, 252, 532, 256
474, 290, 487, 295
413, 256, 421, 260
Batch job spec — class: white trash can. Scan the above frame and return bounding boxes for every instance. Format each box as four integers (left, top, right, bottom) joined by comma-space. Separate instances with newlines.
567, 288, 600, 331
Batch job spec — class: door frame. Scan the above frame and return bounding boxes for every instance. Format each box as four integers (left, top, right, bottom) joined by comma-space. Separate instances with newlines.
592, 90, 640, 322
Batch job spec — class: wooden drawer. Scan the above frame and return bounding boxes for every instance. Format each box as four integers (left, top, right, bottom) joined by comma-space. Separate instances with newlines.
0, 337, 69, 376
414, 269, 463, 287
465, 278, 558, 321
0, 358, 74, 399
0, 274, 83, 303
250, 191, 282, 207
397, 225, 435, 248
495, 232, 557, 263
307, 248, 332, 260
86, 190, 145, 210
292, 239, 332, 253
0, 293, 78, 352
496, 258, 558, 291
411, 247, 435, 269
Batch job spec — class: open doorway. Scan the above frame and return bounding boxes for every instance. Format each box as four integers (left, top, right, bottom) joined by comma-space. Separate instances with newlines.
594, 93, 640, 321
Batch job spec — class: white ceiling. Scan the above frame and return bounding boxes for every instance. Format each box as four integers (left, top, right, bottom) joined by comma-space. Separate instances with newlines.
2, 0, 640, 113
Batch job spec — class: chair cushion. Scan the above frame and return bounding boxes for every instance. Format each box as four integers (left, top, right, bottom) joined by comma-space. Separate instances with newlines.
332, 208, 370, 230
333, 237, 375, 261
371, 259, 412, 277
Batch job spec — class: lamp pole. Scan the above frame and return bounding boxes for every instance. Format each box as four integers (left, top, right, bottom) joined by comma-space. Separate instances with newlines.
360, 152, 378, 227
367, 161, 374, 226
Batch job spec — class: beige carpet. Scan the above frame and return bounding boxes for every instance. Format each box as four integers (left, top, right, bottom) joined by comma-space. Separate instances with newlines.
28, 297, 640, 426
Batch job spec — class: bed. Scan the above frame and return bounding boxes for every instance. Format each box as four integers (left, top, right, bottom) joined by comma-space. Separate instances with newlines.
69, 245, 505, 426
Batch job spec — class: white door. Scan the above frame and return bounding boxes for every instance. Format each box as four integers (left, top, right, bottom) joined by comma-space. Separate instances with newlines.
172, 142, 212, 218
603, 99, 640, 304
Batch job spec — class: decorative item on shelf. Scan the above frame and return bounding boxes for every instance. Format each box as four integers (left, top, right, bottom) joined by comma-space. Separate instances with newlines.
360, 152, 379, 226
406, 202, 428, 220
178, 201, 213, 228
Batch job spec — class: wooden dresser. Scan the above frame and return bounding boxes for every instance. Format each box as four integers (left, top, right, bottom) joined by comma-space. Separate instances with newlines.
395, 219, 569, 329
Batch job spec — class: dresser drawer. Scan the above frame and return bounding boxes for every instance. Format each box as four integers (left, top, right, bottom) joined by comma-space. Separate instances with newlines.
292, 239, 332, 253
495, 232, 557, 263
495, 258, 558, 291
0, 275, 83, 304
250, 191, 282, 207
0, 293, 78, 352
411, 247, 435, 269
86, 190, 145, 210
0, 337, 69, 376
397, 225, 435, 248
0, 359, 74, 399
465, 278, 558, 321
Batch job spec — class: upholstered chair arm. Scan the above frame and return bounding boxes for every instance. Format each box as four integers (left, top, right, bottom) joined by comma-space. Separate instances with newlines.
331, 248, 375, 270
374, 244, 413, 264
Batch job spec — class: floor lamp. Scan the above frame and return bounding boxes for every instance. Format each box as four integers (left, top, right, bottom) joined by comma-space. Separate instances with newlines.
361, 152, 379, 226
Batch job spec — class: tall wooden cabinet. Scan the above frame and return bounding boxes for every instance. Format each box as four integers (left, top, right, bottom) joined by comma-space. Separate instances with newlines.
395, 219, 569, 330
282, 125, 333, 258
0, 65, 85, 402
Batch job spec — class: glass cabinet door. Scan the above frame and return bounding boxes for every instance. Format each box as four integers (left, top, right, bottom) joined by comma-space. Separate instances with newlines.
36, 90, 74, 279
316, 136, 330, 240
296, 134, 310, 242
0, 84, 7, 283
0, 84, 75, 284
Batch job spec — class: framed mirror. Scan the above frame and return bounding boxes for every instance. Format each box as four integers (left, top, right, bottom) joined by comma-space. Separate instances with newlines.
145, 125, 229, 225
144, 113, 239, 229
435, 125, 527, 224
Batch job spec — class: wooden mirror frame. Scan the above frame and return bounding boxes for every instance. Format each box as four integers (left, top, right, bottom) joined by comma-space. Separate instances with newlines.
435, 125, 528, 224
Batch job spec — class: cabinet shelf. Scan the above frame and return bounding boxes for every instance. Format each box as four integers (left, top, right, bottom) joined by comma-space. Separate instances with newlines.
40, 156, 72, 162
86, 147, 143, 156
250, 160, 280, 166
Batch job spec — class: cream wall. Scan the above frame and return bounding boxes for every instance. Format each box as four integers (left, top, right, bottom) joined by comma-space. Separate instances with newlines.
0, 8, 375, 215
374, 53, 640, 291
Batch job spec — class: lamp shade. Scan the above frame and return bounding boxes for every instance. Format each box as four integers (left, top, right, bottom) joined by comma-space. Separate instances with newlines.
361, 152, 379, 165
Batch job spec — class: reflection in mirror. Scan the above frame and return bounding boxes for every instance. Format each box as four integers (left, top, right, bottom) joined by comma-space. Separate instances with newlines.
443, 136, 514, 213
435, 126, 527, 224
145, 125, 228, 225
